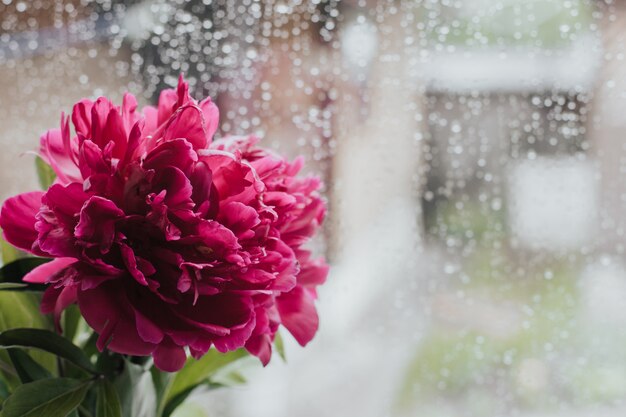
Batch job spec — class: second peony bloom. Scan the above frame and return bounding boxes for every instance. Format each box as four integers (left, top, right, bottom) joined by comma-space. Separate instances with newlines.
0, 76, 329, 372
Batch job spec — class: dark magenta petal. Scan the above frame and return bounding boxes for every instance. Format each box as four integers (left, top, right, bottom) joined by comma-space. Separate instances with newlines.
0, 191, 44, 254
78, 282, 156, 356
134, 307, 165, 344
143, 138, 197, 174
174, 293, 253, 333
36, 183, 90, 258
152, 166, 194, 210
75, 196, 124, 253
212, 313, 256, 353
79, 140, 110, 179
153, 340, 186, 372
119, 243, 149, 286
189, 161, 212, 208
41, 285, 77, 332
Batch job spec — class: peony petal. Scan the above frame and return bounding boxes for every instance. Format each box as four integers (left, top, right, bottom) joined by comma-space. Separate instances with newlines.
119, 243, 148, 286
143, 138, 197, 175
39, 128, 81, 184
245, 334, 272, 366
36, 183, 90, 258
43, 183, 90, 221
90, 97, 115, 148
121, 93, 139, 132
78, 282, 156, 356
102, 108, 128, 159
54, 286, 77, 323
119, 120, 144, 170
142, 105, 159, 136
41, 286, 62, 315
212, 314, 256, 353
152, 166, 194, 210
177, 219, 241, 261
161, 105, 208, 150
41, 285, 78, 332
276, 286, 319, 346
297, 256, 329, 287
71, 99, 94, 138
153, 339, 187, 372
0, 191, 45, 254
199, 97, 219, 142
23, 257, 76, 283
134, 308, 165, 344
157, 88, 178, 126
189, 161, 212, 208
79, 140, 110, 179
217, 202, 260, 238
75, 196, 124, 253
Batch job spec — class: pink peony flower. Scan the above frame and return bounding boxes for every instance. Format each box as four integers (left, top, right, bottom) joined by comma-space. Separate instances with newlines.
0, 75, 328, 372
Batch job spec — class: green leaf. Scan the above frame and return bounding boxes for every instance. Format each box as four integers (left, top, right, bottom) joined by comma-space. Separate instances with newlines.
170, 402, 210, 417
114, 360, 156, 417
274, 331, 286, 362
95, 351, 124, 380
7, 348, 52, 383
0, 292, 50, 332
35, 156, 56, 190
159, 349, 247, 417
0, 284, 27, 291
1, 377, 91, 417
210, 369, 247, 387
96, 379, 121, 417
151, 367, 173, 413
160, 386, 196, 417
0, 329, 96, 374
0, 377, 10, 402
0, 292, 55, 388
0, 258, 50, 292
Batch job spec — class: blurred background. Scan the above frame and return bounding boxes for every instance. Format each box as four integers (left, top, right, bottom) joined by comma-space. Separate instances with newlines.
2, 0, 626, 416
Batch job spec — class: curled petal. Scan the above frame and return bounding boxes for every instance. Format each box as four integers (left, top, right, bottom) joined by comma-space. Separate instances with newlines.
143, 138, 197, 175
39, 128, 81, 184
0, 191, 45, 255
160, 105, 208, 150
23, 258, 76, 284
71, 99, 94, 138
75, 196, 124, 253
